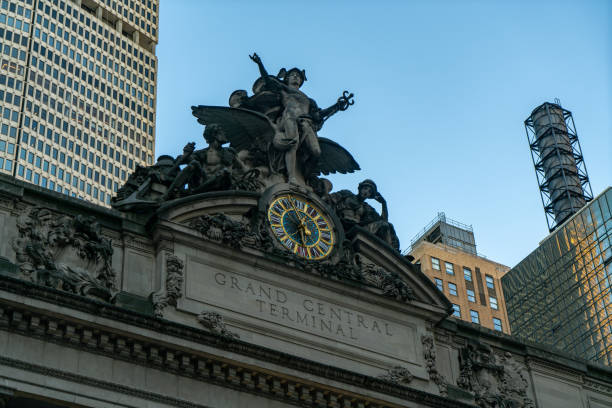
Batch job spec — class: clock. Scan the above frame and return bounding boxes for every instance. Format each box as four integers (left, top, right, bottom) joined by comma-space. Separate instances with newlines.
267, 194, 336, 260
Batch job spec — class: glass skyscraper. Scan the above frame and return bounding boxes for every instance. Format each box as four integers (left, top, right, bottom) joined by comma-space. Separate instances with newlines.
503, 187, 612, 365
0, 0, 158, 206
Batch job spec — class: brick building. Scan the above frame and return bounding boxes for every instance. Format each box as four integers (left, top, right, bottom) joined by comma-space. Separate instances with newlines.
408, 213, 511, 334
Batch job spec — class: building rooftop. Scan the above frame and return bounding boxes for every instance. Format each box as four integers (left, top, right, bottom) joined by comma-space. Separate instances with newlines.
408, 212, 477, 256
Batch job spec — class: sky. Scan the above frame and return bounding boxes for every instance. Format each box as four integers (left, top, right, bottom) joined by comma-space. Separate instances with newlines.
154, 1, 611, 268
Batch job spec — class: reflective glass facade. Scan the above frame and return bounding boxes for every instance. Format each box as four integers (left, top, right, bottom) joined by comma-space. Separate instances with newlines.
0, 0, 158, 206
503, 187, 612, 365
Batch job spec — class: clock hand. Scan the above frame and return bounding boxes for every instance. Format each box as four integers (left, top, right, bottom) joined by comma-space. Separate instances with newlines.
287, 197, 307, 245
289, 197, 313, 240
299, 226, 307, 247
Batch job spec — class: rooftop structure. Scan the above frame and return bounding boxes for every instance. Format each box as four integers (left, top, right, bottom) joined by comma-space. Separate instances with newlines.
525, 101, 593, 232
409, 212, 477, 256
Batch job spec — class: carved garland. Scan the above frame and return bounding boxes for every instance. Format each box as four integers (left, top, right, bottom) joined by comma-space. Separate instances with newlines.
197, 311, 240, 339
422, 334, 448, 396
152, 255, 185, 318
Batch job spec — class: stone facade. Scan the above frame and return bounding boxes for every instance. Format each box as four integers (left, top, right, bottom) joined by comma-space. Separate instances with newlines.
0, 175, 610, 408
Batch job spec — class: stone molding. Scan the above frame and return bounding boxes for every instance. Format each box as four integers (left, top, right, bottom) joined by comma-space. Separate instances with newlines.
583, 378, 612, 396
0, 274, 472, 408
0, 355, 211, 408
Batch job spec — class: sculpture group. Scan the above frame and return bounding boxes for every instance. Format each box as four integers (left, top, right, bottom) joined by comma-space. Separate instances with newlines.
113, 53, 399, 251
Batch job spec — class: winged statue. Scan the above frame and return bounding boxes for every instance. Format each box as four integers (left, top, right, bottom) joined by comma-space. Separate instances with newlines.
191, 52, 359, 185
112, 53, 361, 210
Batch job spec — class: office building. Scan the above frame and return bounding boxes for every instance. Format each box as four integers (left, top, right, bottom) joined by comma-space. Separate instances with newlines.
409, 212, 512, 334
0, 0, 158, 206
503, 187, 612, 365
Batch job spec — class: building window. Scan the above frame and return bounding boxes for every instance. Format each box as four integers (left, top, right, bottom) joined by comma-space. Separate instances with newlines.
452, 304, 461, 317
493, 318, 502, 331
445, 262, 454, 275
435, 278, 443, 291
490, 297, 498, 310
448, 283, 457, 296
470, 310, 480, 324
431, 257, 440, 270
463, 267, 472, 281
467, 289, 476, 302
485, 275, 494, 289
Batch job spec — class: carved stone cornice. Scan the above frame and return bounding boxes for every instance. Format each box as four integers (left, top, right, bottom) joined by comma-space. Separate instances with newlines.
583, 378, 612, 396
0, 355, 210, 408
0, 274, 473, 408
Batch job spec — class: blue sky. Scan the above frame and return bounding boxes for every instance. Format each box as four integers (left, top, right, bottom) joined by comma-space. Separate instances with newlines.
155, 1, 611, 267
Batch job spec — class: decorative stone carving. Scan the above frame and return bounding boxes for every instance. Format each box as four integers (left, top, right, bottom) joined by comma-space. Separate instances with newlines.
328, 179, 400, 251
378, 366, 414, 385
357, 255, 414, 301
152, 255, 185, 318
12, 208, 116, 301
197, 311, 240, 339
189, 213, 259, 249
457, 341, 535, 408
422, 334, 448, 396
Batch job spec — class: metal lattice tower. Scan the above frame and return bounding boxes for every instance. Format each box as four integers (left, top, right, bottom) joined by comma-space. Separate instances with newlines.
525, 102, 593, 232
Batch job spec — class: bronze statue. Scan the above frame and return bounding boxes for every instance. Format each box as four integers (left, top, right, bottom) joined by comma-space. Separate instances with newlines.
191, 52, 359, 186
111, 155, 178, 209
163, 124, 247, 199
329, 179, 400, 251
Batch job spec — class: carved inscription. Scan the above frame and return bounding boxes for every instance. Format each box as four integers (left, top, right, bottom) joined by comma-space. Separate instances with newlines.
214, 271, 394, 341
184, 259, 418, 363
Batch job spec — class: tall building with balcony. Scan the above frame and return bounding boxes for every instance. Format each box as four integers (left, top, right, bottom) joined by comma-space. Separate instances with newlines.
408, 213, 512, 334
0, 0, 158, 206
503, 187, 612, 365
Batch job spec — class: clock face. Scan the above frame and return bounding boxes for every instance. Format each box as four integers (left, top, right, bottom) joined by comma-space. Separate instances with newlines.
267, 194, 335, 260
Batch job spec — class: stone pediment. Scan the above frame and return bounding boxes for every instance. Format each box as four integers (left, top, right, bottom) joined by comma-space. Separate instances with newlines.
153, 188, 452, 318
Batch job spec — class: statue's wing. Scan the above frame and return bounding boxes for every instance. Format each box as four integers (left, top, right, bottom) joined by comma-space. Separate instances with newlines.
191, 106, 274, 151
315, 137, 361, 175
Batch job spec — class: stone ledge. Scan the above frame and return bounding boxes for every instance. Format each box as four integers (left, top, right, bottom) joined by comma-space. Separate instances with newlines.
437, 315, 612, 380
0, 273, 473, 408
